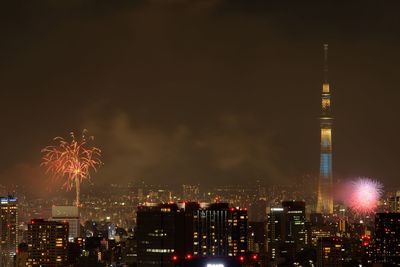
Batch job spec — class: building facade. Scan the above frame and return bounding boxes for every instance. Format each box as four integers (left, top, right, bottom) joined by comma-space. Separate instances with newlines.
0, 196, 18, 267
27, 219, 69, 266
317, 237, 342, 267
136, 202, 248, 266
267, 207, 284, 262
136, 203, 195, 267
193, 203, 247, 257
282, 201, 306, 259
51, 205, 80, 242
389, 191, 400, 213
267, 202, 306, 265
374, 213, 400, 265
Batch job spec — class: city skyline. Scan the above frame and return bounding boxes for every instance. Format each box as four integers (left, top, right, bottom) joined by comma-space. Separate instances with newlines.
2, 2, 400, 267
1, 1, 400, 190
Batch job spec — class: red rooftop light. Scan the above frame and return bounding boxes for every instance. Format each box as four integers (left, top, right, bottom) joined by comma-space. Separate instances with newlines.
172, 255, 178, 262
239, 255, 245, 262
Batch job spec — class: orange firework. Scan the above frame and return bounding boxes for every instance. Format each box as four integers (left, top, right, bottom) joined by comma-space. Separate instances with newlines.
41, 130, 102, 207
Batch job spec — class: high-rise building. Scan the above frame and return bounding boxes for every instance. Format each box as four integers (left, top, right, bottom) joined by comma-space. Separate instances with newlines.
307, 225, 333, 247
248, 221, 267, 265
122, 236, 137, 266
374, 213, 400, 265
389, 191, 400, 212
136, 202, 248, 266
317, 44, 334, 214
267, 202, 306, 265
282, 201, 306, 251
0, 196, 18, 267
50, 205, 80, 242
193, 203, 248, 257
306, 213, 335, 247
317, 237, 342, 267
267, 207, 284, 261
27, 219, 69, 266
136, 203, 195, 267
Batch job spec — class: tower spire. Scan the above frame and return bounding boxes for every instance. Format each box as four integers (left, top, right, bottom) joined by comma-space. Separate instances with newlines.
323, 44, 329, 83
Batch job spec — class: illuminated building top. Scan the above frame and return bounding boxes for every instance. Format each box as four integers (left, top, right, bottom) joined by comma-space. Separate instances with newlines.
0, 196, 17, 204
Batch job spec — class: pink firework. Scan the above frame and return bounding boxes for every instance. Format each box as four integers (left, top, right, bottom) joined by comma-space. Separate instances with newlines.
345, 178, 383, 214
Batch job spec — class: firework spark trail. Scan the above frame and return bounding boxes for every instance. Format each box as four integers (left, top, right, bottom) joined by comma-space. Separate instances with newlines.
41, 130, 102, 207
344, 177, 383, 215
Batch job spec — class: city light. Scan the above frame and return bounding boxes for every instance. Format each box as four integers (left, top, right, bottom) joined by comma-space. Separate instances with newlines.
2, 4, 400, 267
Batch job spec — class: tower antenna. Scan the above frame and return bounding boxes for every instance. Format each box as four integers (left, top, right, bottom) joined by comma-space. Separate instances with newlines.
323, 43, 329, 83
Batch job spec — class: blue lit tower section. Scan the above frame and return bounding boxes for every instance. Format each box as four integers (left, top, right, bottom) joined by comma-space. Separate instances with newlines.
317, 44, 334, 214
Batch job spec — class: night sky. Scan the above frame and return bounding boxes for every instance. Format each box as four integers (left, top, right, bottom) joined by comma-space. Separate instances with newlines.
1, 0, 400, 190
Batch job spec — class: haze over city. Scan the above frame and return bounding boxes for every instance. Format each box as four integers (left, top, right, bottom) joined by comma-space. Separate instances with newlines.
1, 1, 400, 191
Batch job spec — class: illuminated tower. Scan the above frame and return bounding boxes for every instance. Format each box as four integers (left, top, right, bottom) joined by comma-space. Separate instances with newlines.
317, 44, 334, 214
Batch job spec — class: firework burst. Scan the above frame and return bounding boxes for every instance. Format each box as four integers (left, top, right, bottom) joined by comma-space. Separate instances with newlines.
41, 130, 102, 207
344, 177, 383, 215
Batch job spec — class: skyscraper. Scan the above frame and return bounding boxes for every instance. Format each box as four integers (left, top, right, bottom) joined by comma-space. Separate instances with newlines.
389, 190, 400, 212
282, 201, 306, 251
317, 237, 342, 267
50, 205, 80, 242
267, 207, 284, 261
193, 203, 248, 257
374, 213, 400, 265
136, 203, 195, 267
267, 202, 306, 265
27, 219, 69, 267
0, 196, 18, 267
136, 202, 248, 266
317, 44, 334, 214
